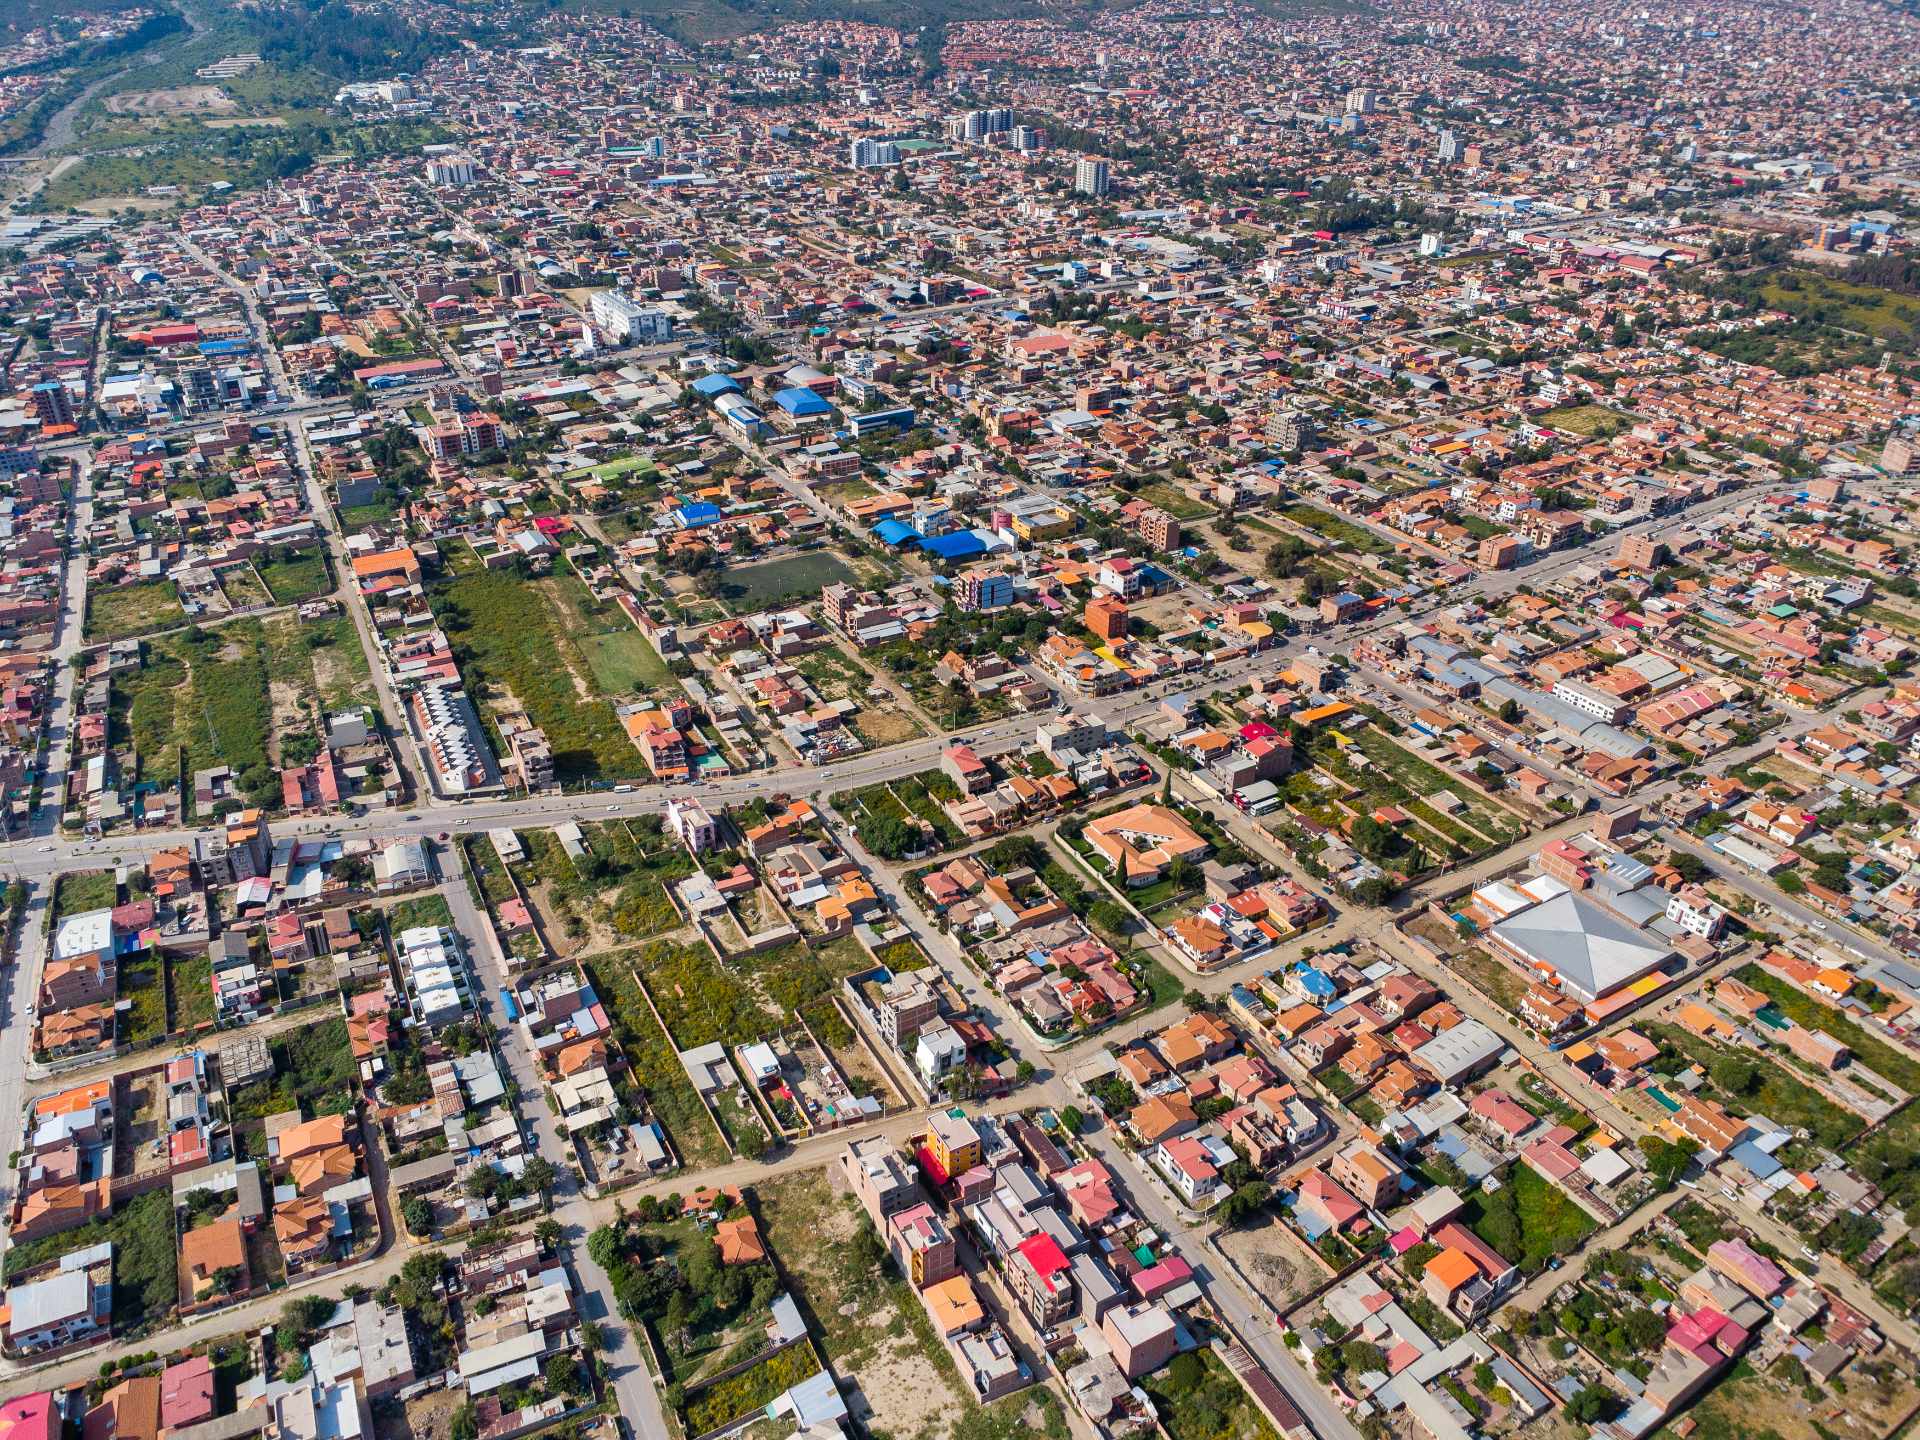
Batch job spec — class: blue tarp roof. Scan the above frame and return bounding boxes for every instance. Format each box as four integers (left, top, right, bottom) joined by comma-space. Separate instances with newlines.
773, 386, 831, 416
920, 531, 987, 560
691, 374, 742, 398
873, 518, 922, 546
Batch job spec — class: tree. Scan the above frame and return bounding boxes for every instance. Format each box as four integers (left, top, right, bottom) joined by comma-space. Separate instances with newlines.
450, 1403, 478, 1440
523, 1157, 557, 1195
1341, 1341, 1387, 1376
1216, 1180, 1272, 1228
1638, 1135, 1699, 1189
1353, 877, 1395, 906
544, 1354, 584, 1398
1088, 901, 1133, 940
1666, 850, 1706, 883
1710, 1055, 1759, 1096
535, 1218, 563, 1252
1060, 1105, 1085, 1134
1568, 1385, 1616, 1423
737, 1124, 769, 1161
401, 1197, 434, 1237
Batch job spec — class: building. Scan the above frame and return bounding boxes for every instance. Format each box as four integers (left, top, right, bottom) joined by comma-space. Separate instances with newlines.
588, 290, 673, 345
1488, 889, 1676, 1004
1136, 506, 1180, 551
3, 1263, 110, 1354
888, 1203, 958, 1287
1083, 804, 1210, 886
1009, 1233, 1074, 1328
666, 798, 719, 853
849, 137, 900, 168
1086, 596, 1129, 642
843, 1136, 918, 1228
957, 572, 1014, 613
1074, 158, 1110, 197
1330, 1141, 1403, 1208
1884, 434, 1918, 476
1618, 535, 1663, 571
925, 1109, 981, 1178
1100, 1302, 1177, 1379
425, 155, 476, 185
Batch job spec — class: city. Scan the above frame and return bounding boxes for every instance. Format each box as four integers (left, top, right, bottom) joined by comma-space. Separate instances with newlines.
0, 4, 1911, 1440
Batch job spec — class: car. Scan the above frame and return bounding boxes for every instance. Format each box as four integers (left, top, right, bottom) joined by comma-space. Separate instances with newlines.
438, 831, 450, 841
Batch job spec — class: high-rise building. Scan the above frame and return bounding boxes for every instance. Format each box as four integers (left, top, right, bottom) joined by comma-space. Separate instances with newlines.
1074, 158, 1110, 197
1270, 409, 1315, 453
1883, 433, 1918, 476
589, 290, 673, 345
957, 572, 1014, 613
1012, 126, 1042, 152
425, 155, 476, 186
1436, 129, 1462, 163
1345, 88, 1376, 114
849, 137, 900, 168
29, 382, 72, 428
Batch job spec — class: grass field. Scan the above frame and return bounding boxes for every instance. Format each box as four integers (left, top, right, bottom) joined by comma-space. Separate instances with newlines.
578, 629, 674, 696
1135, 481, 1214, 520
109, 623, 274, 806
1537, 404, 1626, 437
1280, 503, 1392, 555
718, 552, 858, 610
1471, 1158, 1597, 1273
54, 870, 116, 920
85, 579, 184, 641
255, 548, 332, 604
436, 566, 650, 783
1761, 268, 1920, 344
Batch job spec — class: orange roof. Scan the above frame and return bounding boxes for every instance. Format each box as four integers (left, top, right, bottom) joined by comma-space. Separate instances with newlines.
32, 1080, 110, 1118
1425, 1246, 1479, 1291
350, 547, 418, 578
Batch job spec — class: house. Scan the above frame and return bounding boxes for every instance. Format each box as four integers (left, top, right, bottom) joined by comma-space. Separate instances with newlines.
1082, 805, 1210, 886
1155, 1136, 1223, 1206
1008, 1234, 1074, 1329
844, 1136, 919, 1229
2, 1266, 110, 1354
1330, 1140, 1402, 1208
179, 1218, 248, 1300
1100, 1302, 1177, 1380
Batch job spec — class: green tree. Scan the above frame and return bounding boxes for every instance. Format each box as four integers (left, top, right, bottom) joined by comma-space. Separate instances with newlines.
401, 1197, 434, 1236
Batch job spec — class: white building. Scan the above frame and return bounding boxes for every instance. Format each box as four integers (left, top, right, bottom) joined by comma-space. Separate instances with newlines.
848, 137, 900, 168
1551, 678, 1629, 724
667, 798, 719, 853
1665, 884, 1728, 940
1074, 158, 1110, 197
588, 290, 673, 345
425, 155, 476, 186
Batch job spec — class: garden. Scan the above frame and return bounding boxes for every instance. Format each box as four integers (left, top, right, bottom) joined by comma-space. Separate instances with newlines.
0, 1188, 177, 1331
1468, 1158, 1598, 1274
832, 769, 965, 859
1643, 1021, 1863, 1149
1140, 1347, 1278, 1440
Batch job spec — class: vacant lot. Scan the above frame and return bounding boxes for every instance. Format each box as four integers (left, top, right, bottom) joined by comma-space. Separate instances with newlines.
86, 579, 184, 641
587, 953, 727, 1168
256, 548, 332, 604
436, 566, 650, 783
107, 84, 236, 115
1537, 404, 1627, 437
757, 1168, 970, 1439
1469, 1158, 1597, 1273
720, 552, 857, 611
110, 623, 276, 806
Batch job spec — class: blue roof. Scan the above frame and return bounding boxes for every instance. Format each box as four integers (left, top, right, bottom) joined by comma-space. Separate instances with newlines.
690, 374, 742, 398
773, 386, 832, 416
873, 518, 922, 547
920, 531, 987, 560
677, 501, 722, 527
